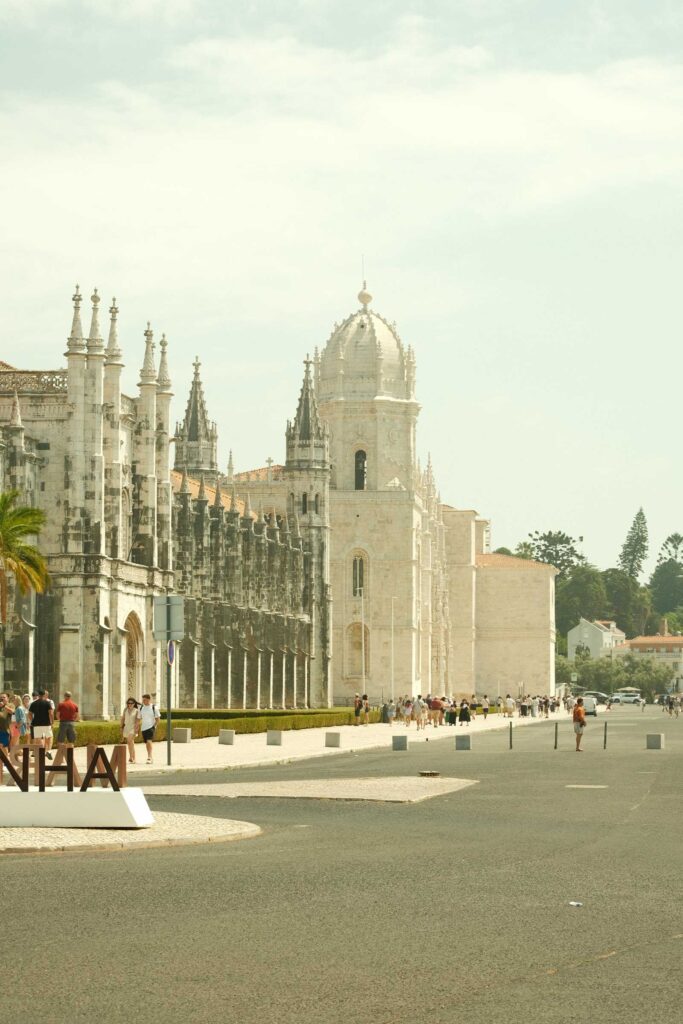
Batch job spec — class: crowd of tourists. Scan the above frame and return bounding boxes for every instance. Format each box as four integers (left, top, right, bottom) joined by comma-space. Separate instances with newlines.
0, 689, 160, 766
378, 692, 565, 728
0, 688, 79, 758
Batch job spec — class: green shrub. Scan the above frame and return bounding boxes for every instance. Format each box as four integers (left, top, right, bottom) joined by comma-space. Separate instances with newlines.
56, 708, 380, 746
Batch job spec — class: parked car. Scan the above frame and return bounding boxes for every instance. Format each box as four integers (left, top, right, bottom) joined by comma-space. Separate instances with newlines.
583, 691, 609, 705
619, 693, 642, 704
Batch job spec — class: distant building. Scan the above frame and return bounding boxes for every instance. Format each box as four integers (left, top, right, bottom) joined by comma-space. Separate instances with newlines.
567, 618, 625, 660
613, 635, 683, 691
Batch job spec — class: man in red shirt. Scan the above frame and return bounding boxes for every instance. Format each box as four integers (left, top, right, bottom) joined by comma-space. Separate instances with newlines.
56, 691, 80, 744
573, 697, 586, 752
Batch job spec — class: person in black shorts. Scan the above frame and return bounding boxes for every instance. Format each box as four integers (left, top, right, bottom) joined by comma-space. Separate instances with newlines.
138, 694, 160, 765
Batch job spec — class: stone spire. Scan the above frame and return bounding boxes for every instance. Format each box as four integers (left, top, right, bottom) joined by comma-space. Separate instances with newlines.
9, 390, 22, 428
180, 465, 190, 494
244, 492, 252, 518
227, 449, 234, 481
230, 481, 238, 513
87, 288, 104, 354
67, 284, 85, 353
198, 473, 207, 502
287, 356, 325, 445
105, 297, 122, 364
139, 322, 157, 385
157, 333, 172, 393
213, 477, 223, 508
173, 356, 218, 477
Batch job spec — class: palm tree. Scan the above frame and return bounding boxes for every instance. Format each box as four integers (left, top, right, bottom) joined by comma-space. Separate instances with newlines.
0, 490, 50, 624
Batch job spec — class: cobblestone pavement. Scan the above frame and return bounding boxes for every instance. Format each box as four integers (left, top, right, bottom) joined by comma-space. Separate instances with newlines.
142, 775, 478, 802
0, 811, 261, 854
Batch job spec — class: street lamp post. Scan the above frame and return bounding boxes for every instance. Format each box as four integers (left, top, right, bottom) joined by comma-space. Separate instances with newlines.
360, 587, 366, 693
391, 596, 396, 702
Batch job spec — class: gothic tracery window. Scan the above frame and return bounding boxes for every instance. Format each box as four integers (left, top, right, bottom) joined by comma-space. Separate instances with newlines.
352, 554, 365, 597
355, 449, 367, 491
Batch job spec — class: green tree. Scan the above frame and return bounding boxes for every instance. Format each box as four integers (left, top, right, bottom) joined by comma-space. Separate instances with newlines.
662, 606, 683, 635
556, 564, 608, 636
657, 532, 683, 565
601, 568, 652, 637
649, 558, 683, 616
493, 546, 513, 556
619, 654, 676, 701
514, 541, 534, 560
555, 654, 572, 688
0, 490, 49, 623
617, 507, 648, 579
528, 530, 585, 579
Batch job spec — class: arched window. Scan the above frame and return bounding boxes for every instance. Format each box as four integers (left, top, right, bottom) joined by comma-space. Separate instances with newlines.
355, 449, 367, 491
120, 489, 131, 561
302, 493, 308, 514
352, 554, 364, 597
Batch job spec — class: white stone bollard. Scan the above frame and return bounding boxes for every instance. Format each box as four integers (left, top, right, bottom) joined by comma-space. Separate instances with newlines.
219, 729, 236, 745
172, 727, 192, 743
455, 735, 472, 751
646, 734, 665, 750
267, 730, 283, 746
392, 735, 408, 751
325, 732, 341, 748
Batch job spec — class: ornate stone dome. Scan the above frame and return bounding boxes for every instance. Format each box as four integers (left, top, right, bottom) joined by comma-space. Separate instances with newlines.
317, 285, 414, 401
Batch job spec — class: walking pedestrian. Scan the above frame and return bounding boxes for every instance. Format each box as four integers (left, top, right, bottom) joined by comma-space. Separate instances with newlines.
28, 690, 54, 754
14, 694, 30, 746
458, 700, 471, 727
138, 694, 160, 764
120, 698, 141, 764
573, 697, 586, 752
361, 694, 370, 725
482, 695, 489, 720
0, 693, 13, 752
56, 691, 80, 744
353, 693, 362, 725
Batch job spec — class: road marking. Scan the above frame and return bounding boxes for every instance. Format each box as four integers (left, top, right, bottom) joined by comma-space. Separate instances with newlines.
565, 784, 608, 789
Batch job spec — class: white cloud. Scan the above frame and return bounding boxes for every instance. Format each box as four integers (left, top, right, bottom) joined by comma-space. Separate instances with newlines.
0, 0, 196, 24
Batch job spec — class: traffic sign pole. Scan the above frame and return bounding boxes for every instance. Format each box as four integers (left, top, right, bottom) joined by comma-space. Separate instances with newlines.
166, 597, 172, 767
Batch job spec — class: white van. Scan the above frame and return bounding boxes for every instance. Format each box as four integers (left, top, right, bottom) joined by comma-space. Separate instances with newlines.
581, 696, 598, 717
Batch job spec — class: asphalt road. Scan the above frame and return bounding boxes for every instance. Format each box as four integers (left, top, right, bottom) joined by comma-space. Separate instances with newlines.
5, 706, 682, 1024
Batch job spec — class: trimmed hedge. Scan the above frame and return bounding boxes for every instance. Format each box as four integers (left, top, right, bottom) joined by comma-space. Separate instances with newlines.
163, 708, 338, 721
44, 708, 381, 747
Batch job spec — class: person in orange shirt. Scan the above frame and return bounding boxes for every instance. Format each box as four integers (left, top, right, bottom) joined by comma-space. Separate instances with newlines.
573, 697, 586, 752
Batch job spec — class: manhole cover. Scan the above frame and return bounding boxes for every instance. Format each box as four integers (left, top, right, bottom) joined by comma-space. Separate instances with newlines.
419, 770, 441, 778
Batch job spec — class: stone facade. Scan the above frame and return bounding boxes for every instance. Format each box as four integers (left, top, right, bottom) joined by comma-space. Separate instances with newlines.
0, 282, 556, 713
0, 289, 330, 714
236, 284, 557, 702
0, 289, 172, 717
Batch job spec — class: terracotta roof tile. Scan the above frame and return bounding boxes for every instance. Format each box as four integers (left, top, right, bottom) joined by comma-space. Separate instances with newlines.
233, 465, 285, 482
625, 636, 683, 646
170, 470, 252, 518
476, 552, 556, 573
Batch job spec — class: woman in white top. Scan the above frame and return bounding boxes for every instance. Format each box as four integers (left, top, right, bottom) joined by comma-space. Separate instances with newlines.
120, 699, 141, 763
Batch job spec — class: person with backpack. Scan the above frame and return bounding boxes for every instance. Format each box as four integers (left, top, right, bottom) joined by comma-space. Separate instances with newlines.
139, 694, 160, 764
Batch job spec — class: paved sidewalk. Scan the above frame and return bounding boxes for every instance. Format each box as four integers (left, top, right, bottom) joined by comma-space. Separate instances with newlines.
59, 709, 555, 777
0, 811, 261, 854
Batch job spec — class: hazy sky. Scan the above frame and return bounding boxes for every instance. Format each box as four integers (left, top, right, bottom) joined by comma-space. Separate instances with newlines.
2, 1, 682, 573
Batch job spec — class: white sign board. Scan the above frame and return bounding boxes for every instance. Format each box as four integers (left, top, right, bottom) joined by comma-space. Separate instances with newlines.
153, 595, 185, 641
